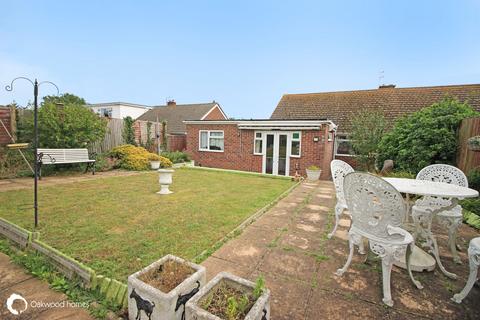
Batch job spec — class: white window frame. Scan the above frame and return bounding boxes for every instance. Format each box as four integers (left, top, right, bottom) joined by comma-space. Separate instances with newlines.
199, 130, 224, 152
290, 131, 301, 158
335, 134, 355, 156
253, 131, 264, 155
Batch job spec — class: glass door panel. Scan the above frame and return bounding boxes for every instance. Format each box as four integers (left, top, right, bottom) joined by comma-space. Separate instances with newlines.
278, 134, 287, 176
265, 134, 274, 174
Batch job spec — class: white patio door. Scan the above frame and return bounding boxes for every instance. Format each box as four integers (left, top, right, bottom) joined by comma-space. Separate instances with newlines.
263, 132, 290, 176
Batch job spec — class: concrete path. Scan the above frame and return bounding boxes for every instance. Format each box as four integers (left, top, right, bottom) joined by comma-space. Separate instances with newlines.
201, 181, 480, 320
0, 252, 92, 320
0, 170, 140, 192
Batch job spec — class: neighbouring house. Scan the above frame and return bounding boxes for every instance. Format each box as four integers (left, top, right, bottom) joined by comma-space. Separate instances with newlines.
88, 102, 150, 119
136, 100, 227, 152
185, 84, 480, 178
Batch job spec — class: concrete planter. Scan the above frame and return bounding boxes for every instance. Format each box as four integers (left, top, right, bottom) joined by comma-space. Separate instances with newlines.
306, 168, 321, 181
128, 254, 206, 320
157, 169, 174, 194
151, 161, 161, 170
186, 272, 271, 320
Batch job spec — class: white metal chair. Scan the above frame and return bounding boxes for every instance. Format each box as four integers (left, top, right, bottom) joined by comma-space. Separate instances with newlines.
452, 237, 480, 303
328, 160, 365, 253
335, 172, 422, 307
413, 164, 467, 267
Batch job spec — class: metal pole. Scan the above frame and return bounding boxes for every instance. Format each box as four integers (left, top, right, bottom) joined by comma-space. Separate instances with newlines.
33, 79, 39, 228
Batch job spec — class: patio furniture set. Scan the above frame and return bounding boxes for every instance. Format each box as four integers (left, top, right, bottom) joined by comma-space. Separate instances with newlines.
329, 160, 480, 307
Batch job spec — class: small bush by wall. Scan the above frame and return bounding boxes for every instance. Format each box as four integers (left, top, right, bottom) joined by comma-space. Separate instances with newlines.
161, 151, 190, 163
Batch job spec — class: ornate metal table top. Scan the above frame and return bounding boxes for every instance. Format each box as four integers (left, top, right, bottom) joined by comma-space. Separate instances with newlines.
384, 177, 479, 199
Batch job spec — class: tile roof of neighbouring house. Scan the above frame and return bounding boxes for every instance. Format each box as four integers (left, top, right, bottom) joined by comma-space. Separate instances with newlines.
137, 102, 219, 134
271, 84, 480, 133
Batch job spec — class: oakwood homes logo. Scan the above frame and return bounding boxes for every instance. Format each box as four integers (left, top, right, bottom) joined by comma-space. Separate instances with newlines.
6, 293, 28, 315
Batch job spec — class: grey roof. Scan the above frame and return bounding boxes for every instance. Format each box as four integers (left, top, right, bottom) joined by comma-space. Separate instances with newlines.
137, 102, 218, 134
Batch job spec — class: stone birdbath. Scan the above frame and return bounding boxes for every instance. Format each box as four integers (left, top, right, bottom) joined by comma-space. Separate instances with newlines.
157, 169, 175, 194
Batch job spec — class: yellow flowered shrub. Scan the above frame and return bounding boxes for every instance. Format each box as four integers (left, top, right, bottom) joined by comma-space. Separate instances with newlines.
110, 145, 172, 170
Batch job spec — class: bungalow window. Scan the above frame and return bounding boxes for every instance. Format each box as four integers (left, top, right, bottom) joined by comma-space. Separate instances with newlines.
290, 132, 301, 157
254, 132, 263, 155
199, 130, 224, 152
335, 134, 355, 156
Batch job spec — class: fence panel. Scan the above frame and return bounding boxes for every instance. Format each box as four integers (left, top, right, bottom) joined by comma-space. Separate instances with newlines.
457, 117, 480, 174
89, 118, 124, 154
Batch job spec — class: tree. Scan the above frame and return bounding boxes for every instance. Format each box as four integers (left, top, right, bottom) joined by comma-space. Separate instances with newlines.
377, 97, 479, 173
122, 116, 136, 145
19, 93, 107, 148
349, 110, 388, 172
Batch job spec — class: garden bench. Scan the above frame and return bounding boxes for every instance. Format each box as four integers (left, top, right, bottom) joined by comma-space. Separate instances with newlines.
37, 148, 96, 178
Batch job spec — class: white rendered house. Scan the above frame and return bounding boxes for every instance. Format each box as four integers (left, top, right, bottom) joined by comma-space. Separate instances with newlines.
88, 102, 150, 119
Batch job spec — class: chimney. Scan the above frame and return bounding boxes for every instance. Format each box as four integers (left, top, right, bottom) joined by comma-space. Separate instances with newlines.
379, 84, 396, 89
167, 99, 176, 107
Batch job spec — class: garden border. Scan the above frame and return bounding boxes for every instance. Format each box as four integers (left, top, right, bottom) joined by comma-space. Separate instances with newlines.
184, 165, 293, 180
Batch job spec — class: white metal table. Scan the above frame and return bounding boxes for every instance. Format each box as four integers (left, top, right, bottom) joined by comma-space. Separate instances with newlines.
383, 177, 479, 277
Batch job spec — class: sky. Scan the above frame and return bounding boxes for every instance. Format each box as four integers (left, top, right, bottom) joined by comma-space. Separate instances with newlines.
1, 0, 479, 119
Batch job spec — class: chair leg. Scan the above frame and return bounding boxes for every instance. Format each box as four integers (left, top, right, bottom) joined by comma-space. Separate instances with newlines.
335, 232, 355, 276
328, 203, 344, 239
441, 216, 462, 264
406, 243, 423, 289
452, 246, 479, 303
430, 233, 458, 279
380, 249, 395, 307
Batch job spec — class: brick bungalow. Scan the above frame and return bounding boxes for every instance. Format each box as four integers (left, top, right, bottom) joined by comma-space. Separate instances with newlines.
136, 100, 227, 151
185, 84, 480, 178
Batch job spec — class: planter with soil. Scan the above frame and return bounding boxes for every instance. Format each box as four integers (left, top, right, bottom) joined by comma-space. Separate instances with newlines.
186, 272, 270, 320
306, 165, 322, 181
128, 254, 206, 320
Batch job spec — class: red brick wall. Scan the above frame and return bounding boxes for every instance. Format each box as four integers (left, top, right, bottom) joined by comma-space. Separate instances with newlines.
0, 106, 14, 145
167, 134, 186, 151
203, 106, 227, 120
186, 123, 334, 179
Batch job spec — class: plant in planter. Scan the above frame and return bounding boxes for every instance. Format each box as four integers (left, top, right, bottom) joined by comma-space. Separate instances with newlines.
149, 153, 162, 170
186, 272, 270, 320
128, 254, 206, 320
306, 165, 322, 181
467, 136, 480, 152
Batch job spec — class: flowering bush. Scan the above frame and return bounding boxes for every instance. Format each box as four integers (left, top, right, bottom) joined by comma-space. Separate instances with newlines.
110, 145, 172, 170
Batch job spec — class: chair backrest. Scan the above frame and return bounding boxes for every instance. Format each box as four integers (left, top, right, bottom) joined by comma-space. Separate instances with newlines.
37, 148, 90, 164
330, 160, 354, 207
344, 172, 406, 240
416, 164, 468, 187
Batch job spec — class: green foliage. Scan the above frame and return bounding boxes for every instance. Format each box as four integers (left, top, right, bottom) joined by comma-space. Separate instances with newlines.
94, 153, 117, 172
143, 121, 154, 151
161, 121, 167, 151
307, 165, 320, 170
382, 171, 416, 179
467, 168, 480, 192
161, 151, 190, 163
349, 110, 388, 171
18, 93, 107, 149
110, 144, 172, 170
122, 116, 136, 145
0, 147, 33, 179
463, 209, 480, 229
377, 97, 479, 173
0, 238, 122, 319
253, 275, 265, 299
460, 198, 480, 217
226, 297, 238, 320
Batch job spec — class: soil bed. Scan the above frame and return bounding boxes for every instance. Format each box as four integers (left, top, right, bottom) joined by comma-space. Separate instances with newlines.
201, 281, 255, 320
139, 260, 194, 293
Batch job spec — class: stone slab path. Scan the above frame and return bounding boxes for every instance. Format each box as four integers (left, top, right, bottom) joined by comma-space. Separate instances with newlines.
0, 170, 140, 192
201, 181, 480, 320
0, 252, 92, 320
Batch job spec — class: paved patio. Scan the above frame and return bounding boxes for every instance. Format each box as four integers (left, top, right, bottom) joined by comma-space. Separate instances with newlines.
0, 252, 92, 320
201, 180, 480, 320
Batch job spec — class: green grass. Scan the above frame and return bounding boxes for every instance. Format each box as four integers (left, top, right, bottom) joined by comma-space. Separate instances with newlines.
0, 168, 294, 281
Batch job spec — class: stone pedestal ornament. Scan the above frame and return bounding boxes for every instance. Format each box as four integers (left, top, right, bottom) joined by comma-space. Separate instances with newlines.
150, 161, 161, 170
128, 254, 206, 320
452, 237, 480, 303
157, 169, 174, 195
335, 172, 422, 307
186, 272, 271, 320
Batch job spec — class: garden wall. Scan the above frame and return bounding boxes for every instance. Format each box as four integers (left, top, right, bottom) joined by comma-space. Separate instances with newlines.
89, 118, 124, 154
0, 105, 15, 145
457, 117, 480, 174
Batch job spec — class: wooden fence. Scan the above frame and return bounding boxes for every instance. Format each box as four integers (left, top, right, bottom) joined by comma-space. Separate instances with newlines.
457, 117, 480, 174
89, 118, 124, 154
0, 105, 15, 145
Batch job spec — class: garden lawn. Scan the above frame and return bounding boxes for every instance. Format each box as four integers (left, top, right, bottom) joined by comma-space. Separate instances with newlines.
0, 168, 294, 281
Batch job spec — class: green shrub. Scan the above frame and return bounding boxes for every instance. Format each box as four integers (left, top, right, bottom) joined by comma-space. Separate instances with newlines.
18, 93, 107, 149
94, 153, 117, 172
460, 198, 480, 217
0, 147, 34, 179
377, 97, 479, 173
382, 171, 416, 179
122, 116, 136, 145
160, 151, 190, 164
110, 145, 172, 170
467, 168, 480, 192
463, 209, 480, 229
